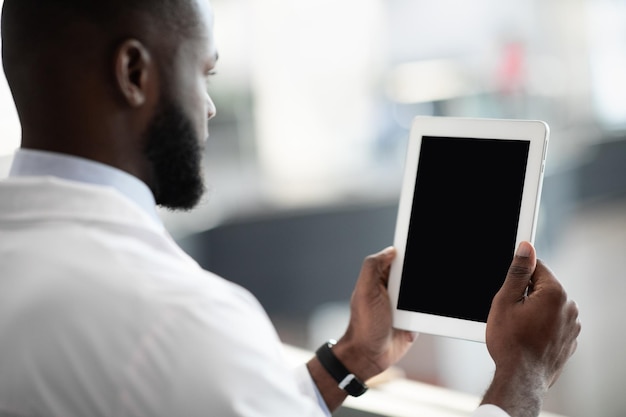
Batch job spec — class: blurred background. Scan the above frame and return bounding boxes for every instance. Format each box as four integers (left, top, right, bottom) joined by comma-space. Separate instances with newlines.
1, 0, 625, 416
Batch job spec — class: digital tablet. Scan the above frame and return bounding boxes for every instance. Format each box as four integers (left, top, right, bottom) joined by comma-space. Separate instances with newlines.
387, 116, 549, 343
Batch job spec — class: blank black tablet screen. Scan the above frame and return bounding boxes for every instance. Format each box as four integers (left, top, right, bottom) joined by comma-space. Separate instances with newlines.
397, 135, 530, 322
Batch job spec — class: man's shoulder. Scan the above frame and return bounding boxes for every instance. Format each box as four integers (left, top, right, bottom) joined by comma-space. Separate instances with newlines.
0, 176, 159, 229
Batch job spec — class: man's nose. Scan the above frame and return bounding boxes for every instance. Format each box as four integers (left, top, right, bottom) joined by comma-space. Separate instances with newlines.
206, 93, 216, 120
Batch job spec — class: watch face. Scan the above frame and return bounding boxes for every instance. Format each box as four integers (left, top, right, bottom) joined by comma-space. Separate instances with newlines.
344, 377, 368, 397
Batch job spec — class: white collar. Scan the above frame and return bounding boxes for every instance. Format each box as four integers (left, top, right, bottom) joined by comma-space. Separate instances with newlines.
9, 149, 162, 225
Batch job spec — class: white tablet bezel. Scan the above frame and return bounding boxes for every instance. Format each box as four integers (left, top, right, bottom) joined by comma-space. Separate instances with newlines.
388, 115, 549, 343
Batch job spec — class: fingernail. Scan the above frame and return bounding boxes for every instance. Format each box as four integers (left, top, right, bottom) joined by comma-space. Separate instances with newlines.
381, 246, 395, 256
516, 241, 531, 257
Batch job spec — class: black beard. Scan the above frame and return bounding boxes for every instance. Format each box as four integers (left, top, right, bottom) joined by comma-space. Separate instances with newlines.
144, 99, 206, 211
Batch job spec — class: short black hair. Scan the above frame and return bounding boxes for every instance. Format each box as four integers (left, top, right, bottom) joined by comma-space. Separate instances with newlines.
2, 0, 201, 57
1, 0, 202, 114
1, 0, 201, 43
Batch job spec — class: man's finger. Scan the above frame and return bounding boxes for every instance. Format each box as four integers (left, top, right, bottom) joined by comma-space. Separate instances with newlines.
500, 241, 537, 296
359, 246, 396, 286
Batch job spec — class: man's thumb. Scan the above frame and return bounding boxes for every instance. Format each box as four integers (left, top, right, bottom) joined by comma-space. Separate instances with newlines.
501, 241, 537, 295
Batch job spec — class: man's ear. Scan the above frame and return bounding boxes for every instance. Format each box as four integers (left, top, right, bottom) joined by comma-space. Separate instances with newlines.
114, 39, 153, 107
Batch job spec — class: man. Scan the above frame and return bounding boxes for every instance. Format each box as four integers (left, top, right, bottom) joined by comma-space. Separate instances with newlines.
0, 0, 580, 416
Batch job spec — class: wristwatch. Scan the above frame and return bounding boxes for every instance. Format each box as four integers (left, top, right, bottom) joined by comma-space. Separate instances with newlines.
315, 339, 368, 397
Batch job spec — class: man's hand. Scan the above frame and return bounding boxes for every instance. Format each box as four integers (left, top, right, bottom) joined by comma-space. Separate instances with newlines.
334, 247, 417, 382
481, 241, 581, 417
306, 247, 417, 411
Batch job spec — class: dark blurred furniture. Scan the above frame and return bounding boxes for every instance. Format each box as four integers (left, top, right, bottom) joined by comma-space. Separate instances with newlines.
176, 201, 399, 320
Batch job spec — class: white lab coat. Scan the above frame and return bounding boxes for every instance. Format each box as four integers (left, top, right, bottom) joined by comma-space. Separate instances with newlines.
0, 175, 508, 417
0, 176, 324, 417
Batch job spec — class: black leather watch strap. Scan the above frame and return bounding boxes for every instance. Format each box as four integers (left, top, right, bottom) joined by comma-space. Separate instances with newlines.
315, 340, 368, 397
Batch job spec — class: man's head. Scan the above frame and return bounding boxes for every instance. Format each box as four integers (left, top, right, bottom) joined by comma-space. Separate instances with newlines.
1, 0, 218, 210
